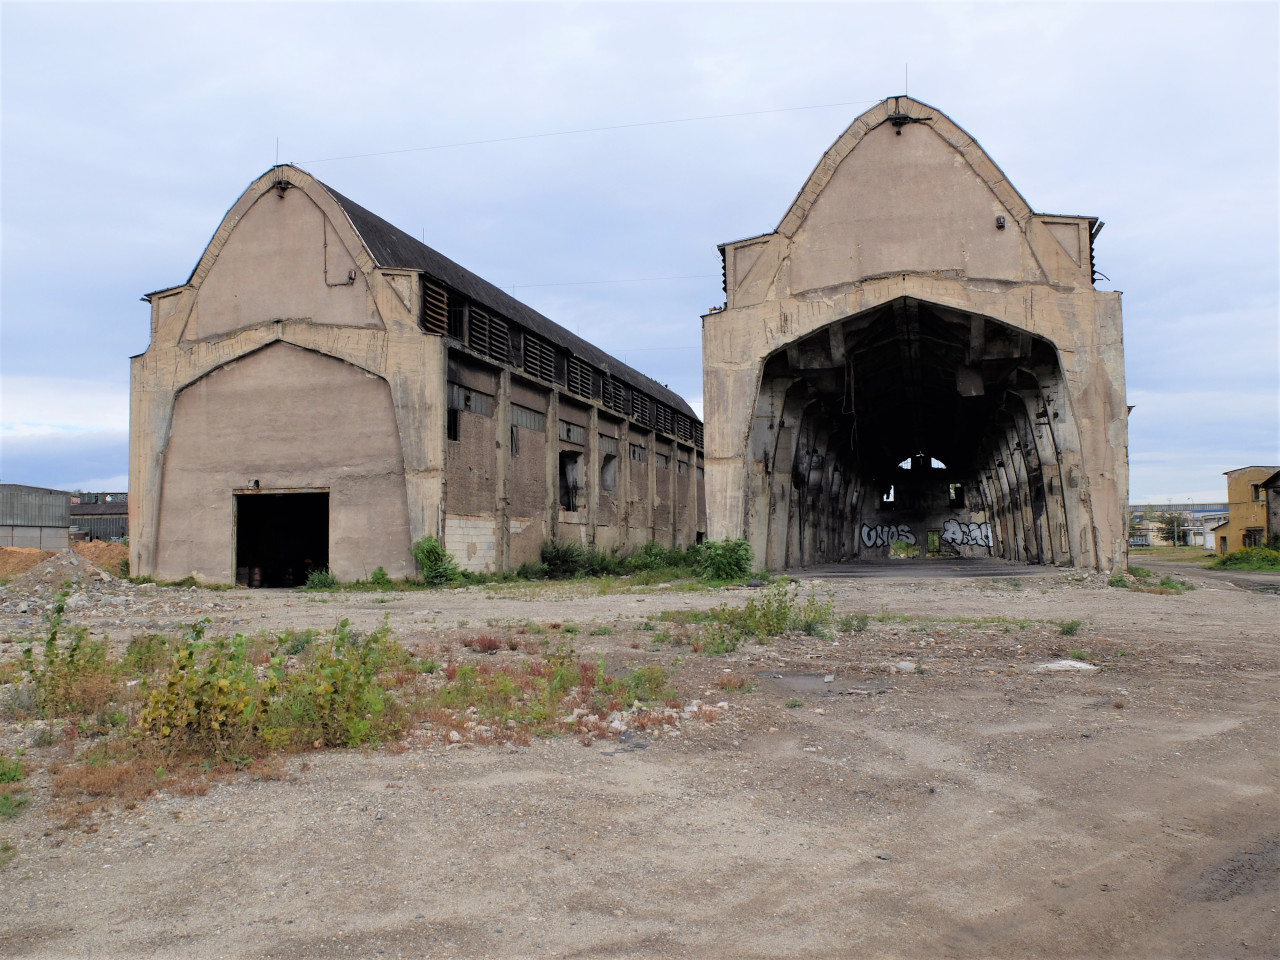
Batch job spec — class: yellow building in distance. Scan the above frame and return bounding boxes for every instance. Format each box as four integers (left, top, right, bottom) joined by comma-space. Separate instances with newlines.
1211, 466, 1279, 553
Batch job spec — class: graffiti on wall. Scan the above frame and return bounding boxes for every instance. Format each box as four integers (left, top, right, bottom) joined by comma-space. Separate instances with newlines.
861, 523, 916, 547
942, 519, 992, 547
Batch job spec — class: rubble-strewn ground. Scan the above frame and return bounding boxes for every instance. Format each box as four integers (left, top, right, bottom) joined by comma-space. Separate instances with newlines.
0, 559, 1276, 959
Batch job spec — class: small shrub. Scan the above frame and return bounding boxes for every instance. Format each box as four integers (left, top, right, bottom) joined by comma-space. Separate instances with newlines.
117, 557, 130, 578
1068, 648, 1089, 661
305, 568, 338, 590
785, 698, 802, 709
21, 587, 113, 719
370, 566, 391, 586
588, 626, 612, 636
1059, 620, 1084, 637
412, 536, 461, 586
516, 561, 547, 580
697, 538, 753, 581
838, 612, 871, 633
1107, 572, 1128, 588
622, 665, 670, 704
0, 793, 28, 820
1128, 566, 1154, 579
540, 540, 586, 579
1212, 546, 1280, 572
0, 750, 24, 783
790, 590, 835, 637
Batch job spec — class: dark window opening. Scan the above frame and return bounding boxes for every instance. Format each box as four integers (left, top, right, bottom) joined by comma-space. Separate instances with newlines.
629, 442, 647, 463
559, 451, 582, 511
510, 423, 519, 455
235, 492, 328, 588
949, 483, 965, 507
447, 408, 460, 441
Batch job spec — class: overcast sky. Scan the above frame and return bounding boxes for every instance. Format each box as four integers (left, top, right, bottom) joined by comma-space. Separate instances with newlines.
2, 1, 1276, 504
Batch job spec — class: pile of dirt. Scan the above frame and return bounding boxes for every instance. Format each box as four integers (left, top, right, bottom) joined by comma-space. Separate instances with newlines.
1, 548, 114, 596
0, 546, 55, 580
72, 539, 128, 571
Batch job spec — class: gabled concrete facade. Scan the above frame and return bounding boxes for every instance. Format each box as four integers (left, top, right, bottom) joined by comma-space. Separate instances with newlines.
131, 166, 704, 586
702, 97, 1128, 571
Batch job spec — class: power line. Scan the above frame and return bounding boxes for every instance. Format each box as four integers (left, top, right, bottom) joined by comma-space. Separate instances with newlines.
296, 98, 883, 165
512, 273, 715, 293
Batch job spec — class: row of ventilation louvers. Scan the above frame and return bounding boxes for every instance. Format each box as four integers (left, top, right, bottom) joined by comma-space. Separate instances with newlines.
423, 279, 702, 448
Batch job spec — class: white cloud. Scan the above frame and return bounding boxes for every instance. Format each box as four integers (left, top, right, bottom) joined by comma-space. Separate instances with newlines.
1, 377, 129, 437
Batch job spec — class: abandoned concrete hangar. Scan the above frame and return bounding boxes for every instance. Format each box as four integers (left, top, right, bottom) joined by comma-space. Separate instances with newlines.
131, 95, 1127, 583
130, 166, 706, 586
703, 97, 1128, 572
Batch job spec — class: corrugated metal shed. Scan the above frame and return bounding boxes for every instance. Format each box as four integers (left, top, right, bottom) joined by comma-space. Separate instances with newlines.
0, 484, 72, 527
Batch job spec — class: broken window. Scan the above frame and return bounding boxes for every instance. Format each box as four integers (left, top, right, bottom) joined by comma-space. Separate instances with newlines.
447, 382, 494, 417
629, 442, 647, 463
1251, 484, 1263, 501
558, 420, 586, 445
676, 458, 688, 476
511, 403, 545, 432
447, 409, 460, 442
510, 424, 519, 455
600, 456, 618, 492
949, 483, 965, 507
599, 435, 619, 492
655, 452, 670, 470
559, 451, 582, 511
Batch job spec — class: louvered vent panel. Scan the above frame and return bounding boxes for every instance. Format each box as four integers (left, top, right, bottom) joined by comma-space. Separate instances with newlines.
601, 378, 625, 414
676, 415, 692, 442
654, 403, 674, 437
468, 308, 491, 354
631, 393, 650, 427
567, 358, 593, 399
422, 281, 448, 335
523, 334, 557, 383
487, 316, 510, 364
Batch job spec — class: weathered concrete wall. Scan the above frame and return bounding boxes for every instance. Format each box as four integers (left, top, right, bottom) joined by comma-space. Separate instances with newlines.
154, 342, 413, 582
703, 97, 1128, 572
131, 166, 444, 583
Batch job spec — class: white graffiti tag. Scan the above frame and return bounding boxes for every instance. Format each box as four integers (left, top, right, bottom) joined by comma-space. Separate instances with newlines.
942, 519, 992, 547
861, 523, 916, 547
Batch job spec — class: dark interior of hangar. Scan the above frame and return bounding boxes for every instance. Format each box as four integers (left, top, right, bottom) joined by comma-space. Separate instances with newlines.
750, 297, 1084, 569
235, 492, 329, 587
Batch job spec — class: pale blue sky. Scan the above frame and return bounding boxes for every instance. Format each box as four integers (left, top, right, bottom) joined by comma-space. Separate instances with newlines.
2, 1, 1277, 502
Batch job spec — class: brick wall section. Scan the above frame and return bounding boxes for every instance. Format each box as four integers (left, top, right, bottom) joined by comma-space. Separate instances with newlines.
445, 514, 497, 572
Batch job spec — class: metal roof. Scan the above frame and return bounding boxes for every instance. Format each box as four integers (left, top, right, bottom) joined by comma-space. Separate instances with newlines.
318, 177, 699, 421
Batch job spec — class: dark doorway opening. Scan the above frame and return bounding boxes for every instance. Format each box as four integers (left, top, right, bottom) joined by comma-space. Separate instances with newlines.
235, 492, 328, 587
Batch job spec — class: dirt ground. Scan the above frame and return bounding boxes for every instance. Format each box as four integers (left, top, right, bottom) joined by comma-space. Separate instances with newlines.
0, 558, 1277, 959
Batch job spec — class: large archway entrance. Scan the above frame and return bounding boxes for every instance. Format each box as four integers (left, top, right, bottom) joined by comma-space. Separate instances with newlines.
748, 297, 1085, 570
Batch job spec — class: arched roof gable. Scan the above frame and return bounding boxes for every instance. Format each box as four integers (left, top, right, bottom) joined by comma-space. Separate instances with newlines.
777, 96, 1034, 239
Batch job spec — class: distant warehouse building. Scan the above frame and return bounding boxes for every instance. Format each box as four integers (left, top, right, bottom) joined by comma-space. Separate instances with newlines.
130, 166, 706, 587
0, 484, 71, 550
70, 493, 129, 542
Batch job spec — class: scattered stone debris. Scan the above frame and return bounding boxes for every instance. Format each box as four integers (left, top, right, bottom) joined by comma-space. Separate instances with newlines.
1035, 659, 1100, 673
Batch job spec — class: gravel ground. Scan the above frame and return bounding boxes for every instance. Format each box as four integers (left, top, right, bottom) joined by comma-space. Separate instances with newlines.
0, 560, 1277, 959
